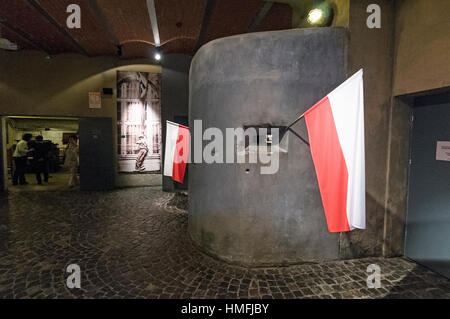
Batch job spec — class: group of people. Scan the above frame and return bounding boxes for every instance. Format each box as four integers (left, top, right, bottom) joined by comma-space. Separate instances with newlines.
12, 134, 80, 188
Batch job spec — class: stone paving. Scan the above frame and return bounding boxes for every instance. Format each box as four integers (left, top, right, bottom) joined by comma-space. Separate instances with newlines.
0, 187, 448, 299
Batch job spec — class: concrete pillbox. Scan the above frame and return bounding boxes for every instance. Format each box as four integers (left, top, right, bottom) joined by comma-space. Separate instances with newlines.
189, 28, 348, 266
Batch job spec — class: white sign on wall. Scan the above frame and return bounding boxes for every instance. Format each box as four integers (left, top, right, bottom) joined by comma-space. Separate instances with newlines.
436, 141, 450, 162
89, 92, 102, 109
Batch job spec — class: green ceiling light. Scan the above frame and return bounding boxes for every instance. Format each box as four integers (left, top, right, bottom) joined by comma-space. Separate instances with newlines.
307, 8, 324, 24
306, 2, 334, 27
269, 0, 334, 28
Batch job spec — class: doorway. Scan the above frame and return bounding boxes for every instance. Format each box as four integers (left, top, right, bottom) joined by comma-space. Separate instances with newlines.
405, 92, 450, 278
1, 116, 116, 192
2, 116, 80, 191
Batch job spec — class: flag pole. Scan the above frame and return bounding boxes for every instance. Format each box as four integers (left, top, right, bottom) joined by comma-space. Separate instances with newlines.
286, 111, 306, 130
280, 111, 308, 145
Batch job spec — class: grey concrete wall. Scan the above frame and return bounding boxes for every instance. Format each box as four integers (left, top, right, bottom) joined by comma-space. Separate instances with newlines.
188, 28, 348, 266
384, 96, 412, 257
341, 0, 395, 259
161, 54, 192, 192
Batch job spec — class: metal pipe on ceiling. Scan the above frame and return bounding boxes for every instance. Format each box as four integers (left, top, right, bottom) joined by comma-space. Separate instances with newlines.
146, 0, 160, 47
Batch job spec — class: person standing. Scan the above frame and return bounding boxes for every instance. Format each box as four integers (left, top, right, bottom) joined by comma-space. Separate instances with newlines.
12, 134, 33, 186
32, 136, 50, 185
64, 135, 79, 188
135, 135, 149, 172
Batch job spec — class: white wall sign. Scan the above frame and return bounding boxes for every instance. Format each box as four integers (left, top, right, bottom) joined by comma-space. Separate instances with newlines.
89, 92, 102, 109
436, 141, 450, 162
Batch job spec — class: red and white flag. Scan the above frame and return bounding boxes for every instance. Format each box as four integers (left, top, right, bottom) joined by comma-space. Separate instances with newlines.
164, 121, 190, 183
304, 69, 365, 233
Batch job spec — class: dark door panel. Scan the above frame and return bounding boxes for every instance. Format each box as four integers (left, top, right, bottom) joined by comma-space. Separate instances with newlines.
79, 118, 115, 191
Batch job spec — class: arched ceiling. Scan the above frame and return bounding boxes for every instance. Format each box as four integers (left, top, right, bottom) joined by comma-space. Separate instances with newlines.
0, 0, 292, 58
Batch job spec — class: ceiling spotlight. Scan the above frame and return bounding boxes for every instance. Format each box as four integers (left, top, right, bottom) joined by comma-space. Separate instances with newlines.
154, 51, 162, 61
307, 8, 324, 25
306, 2, 334, 27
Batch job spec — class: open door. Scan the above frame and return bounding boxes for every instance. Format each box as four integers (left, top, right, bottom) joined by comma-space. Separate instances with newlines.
406, 95, 450, 278
79, 117, 115, 191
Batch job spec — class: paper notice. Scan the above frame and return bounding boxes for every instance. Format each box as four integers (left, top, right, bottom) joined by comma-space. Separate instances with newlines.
89, 92, 102, 109
436, 141, 450, 162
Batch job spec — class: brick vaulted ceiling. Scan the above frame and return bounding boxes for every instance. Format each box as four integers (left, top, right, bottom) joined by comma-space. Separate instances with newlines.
0, 0, 292, 59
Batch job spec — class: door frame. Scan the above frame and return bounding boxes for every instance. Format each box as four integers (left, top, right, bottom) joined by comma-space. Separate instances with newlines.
0, 114, 80, 191
1, 117, 7, 191
403, 89, 450, 278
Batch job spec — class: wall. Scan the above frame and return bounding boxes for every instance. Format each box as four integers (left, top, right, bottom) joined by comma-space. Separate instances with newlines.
384, 0, 450, 256
6, 122, 15, 148
341, 0, 395, 258
383, 95, 411, 257
189, 28, 348, 266
341, 0, 450, 258
0, 50, 164, 187
393, 0, 450, 96
331, 0, 350, 27
161, 54, 192, 192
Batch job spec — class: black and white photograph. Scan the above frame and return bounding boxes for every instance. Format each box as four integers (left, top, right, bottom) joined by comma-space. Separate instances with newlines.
117, 71, 162, 173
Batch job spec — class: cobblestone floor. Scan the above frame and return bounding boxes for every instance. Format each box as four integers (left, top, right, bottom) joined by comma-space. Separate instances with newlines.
0, 187, 448, 299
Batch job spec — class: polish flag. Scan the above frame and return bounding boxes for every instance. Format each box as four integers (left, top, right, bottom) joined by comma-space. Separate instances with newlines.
164, 121, 190, 183
304, 69, 365, 232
